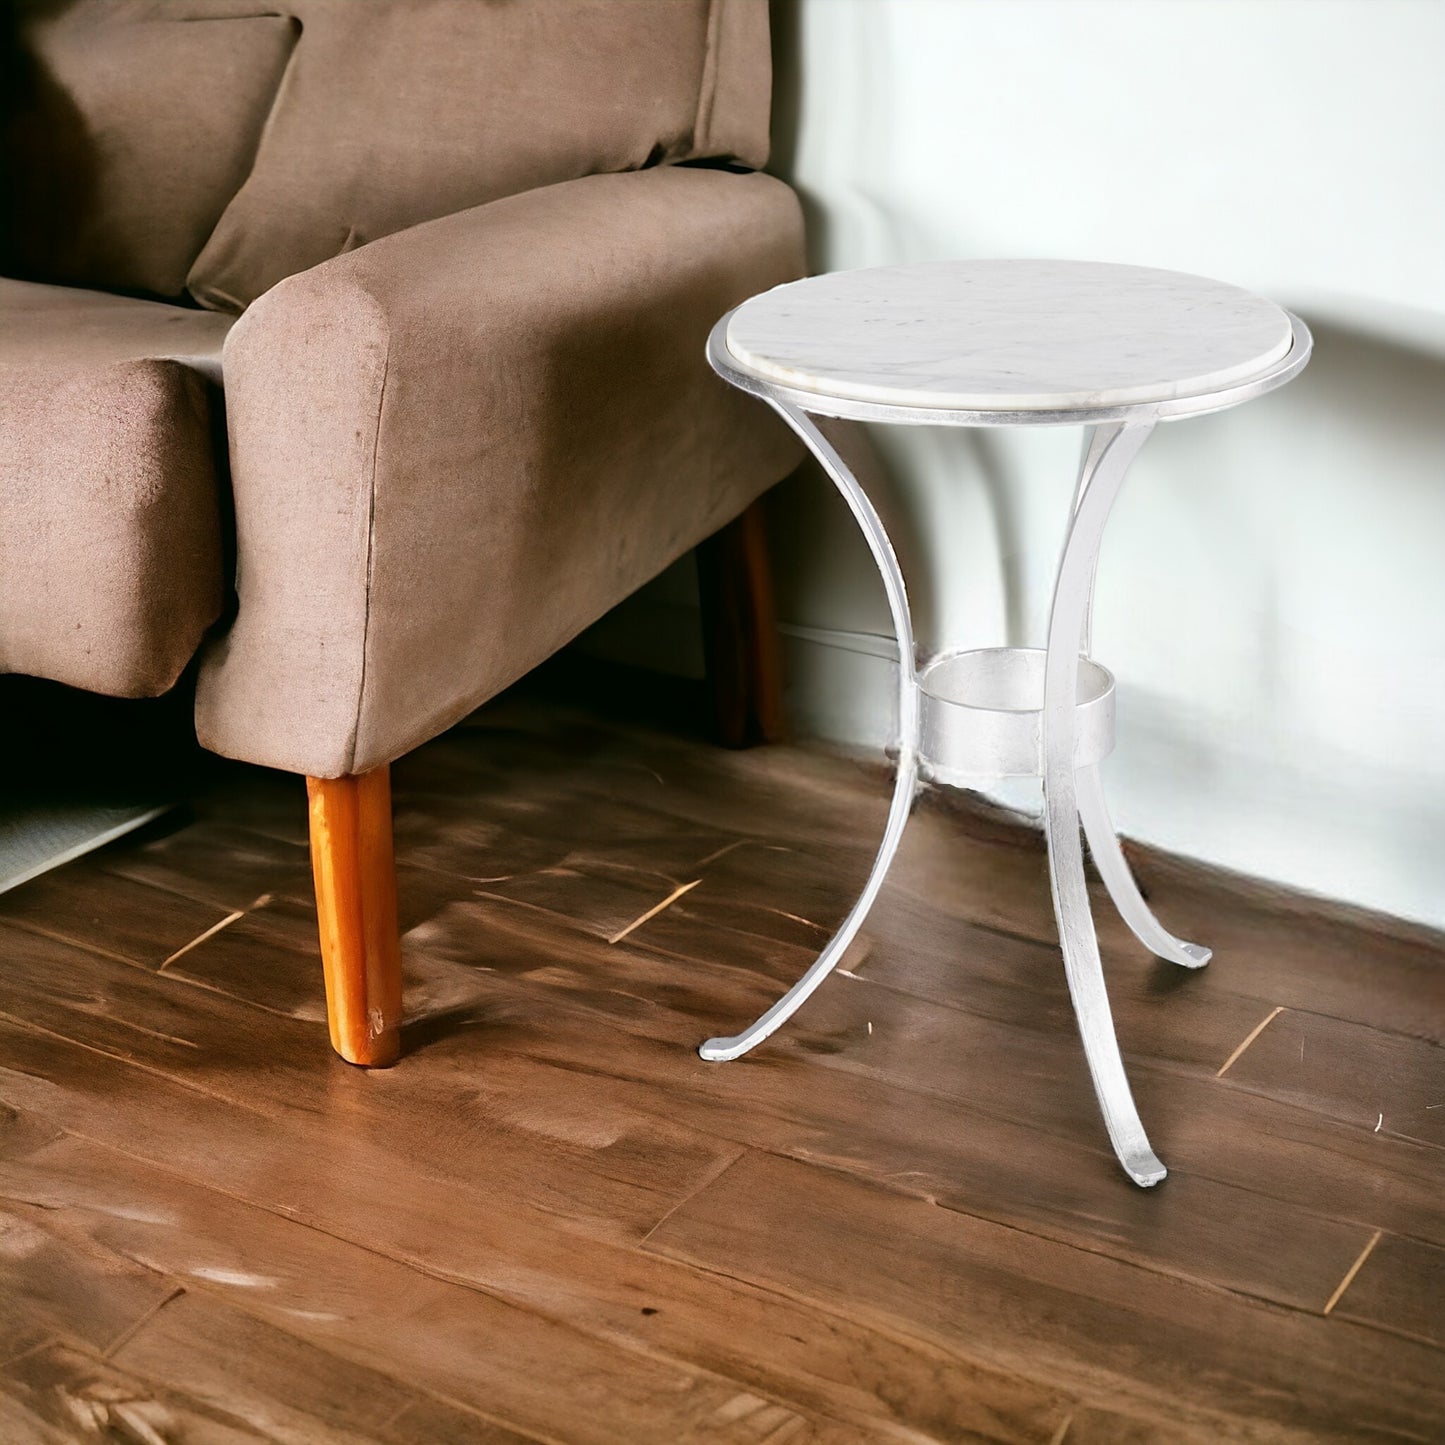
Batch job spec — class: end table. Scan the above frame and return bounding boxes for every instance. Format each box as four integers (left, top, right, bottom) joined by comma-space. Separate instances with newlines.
700, 259, 1311, 1187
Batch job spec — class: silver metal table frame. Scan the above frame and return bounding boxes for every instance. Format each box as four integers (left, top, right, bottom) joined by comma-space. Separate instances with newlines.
699, 309, 1313, 1188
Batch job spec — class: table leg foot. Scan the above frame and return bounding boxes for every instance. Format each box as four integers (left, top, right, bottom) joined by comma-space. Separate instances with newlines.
1077, 763, 1212, 968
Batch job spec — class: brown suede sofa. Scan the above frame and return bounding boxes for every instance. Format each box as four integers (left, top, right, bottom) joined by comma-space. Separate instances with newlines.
0, 0, 804, 1064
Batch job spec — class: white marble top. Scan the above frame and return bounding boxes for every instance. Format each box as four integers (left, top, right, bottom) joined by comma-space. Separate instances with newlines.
724, 260, 1295, 412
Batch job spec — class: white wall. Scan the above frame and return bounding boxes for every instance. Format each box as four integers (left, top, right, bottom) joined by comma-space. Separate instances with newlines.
589, 0, 1445, 930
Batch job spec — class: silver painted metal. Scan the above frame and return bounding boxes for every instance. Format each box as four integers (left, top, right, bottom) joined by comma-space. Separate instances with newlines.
1077, 762, 1212, 970
1041, 420, 1166, 1186
700, 296, 1311, 1186
917, 647, 1115, 782
1067, 427, 1212, 974
698, 399, 921, 1063
1074, 426, 1110, 654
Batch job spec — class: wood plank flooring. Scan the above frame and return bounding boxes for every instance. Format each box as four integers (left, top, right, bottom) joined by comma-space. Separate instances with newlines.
0, 669, 1441, 1442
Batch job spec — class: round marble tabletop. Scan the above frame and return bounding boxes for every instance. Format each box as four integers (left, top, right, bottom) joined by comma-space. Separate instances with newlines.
723, 259, 1296, 414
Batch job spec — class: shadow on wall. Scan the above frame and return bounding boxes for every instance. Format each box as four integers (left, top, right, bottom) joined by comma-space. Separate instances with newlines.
1077, 312, 1445, 927
1255, 306, 1445, 762
1295, 311, 1445, 454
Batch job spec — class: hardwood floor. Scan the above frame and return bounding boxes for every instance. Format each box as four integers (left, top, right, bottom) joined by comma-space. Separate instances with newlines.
0, 671, 1441, 1443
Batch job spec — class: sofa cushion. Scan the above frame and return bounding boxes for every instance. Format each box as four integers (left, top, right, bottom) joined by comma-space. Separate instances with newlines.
0, 280, 232, 696
1, 2, 298, 298
187, 0, 773, 311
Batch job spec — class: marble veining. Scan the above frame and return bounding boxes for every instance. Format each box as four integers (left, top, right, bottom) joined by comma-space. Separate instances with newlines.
725, 260, 1295, 412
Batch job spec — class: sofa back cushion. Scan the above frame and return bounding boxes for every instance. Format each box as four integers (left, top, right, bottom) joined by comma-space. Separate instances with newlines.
188, 0, 773, 311
3, 0, 775, 310
1, 1, 299, 299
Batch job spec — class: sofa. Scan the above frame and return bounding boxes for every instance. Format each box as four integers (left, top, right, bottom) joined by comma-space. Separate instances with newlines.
0, 0, 805, 1064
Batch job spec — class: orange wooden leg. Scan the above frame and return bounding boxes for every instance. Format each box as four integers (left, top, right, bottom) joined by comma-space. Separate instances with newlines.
697, 497, 785, 748
306, 766, 403, 1066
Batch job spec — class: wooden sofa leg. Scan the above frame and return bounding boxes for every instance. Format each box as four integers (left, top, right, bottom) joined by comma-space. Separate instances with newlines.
697, 497, 785, 748
306, 766, 403, 1067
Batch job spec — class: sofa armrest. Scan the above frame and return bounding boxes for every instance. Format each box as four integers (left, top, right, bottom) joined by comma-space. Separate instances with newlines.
199, 166, 804, 777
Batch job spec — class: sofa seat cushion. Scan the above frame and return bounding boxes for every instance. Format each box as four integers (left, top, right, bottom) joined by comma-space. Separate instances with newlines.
0, 280, 233, 697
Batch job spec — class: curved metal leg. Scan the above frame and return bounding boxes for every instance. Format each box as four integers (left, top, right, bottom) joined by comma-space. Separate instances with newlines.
1068, 430, 1210, 973
700, 402, 919, 1062
1045, 422, 1166, 1187
1076, 765, 1211, 968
